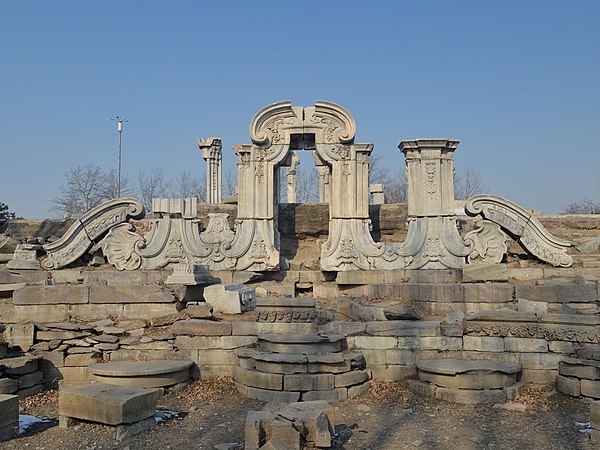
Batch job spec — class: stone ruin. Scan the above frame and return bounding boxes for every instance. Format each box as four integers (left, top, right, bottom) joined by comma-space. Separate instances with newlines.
0, 100, 599, 447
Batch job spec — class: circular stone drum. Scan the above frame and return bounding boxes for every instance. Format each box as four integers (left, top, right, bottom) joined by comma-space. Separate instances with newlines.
89, 360, 194, 388
416, 359, 522, 389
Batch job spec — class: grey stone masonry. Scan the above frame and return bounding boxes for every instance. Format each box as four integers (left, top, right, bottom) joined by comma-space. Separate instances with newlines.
0, 394, 19, 442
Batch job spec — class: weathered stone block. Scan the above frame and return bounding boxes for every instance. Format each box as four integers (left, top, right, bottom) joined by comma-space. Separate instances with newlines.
203, 283, 255, 315
556, 375, 581, 397
348, 380, 371, 399
65, 353, 101, 367
520, 369, 557, 385
512, 353, 562, 370
515, 284, 597, 304
18, 370, 44, 389
462, 263, 508, 282
232, 322, 317, 335
0, 356, 40, 375
435, 387, 506, 404
0, 394, 18, 441
59, 383, 161, 426
4, 322, 35, 351
175, 336, 221, 350
235, 382, 300, 403
581, 379, 600, 399
348, 336, 397, 350
334, 370, 370, 388
463, 336, 504, 352
171, 320, 232, 336
13, 286, 89, 305
366, 321, 440, 337
14, 305, 69, 323
409, 379, 436, 397
503, 381, 527, 401
234, 366, 283, 390
195, 349, 237, 366
301, 388, 347, 402
548, 341, 575, 354
317, 322, 366, 336
396, 336, 462, 351
219, 336, 258, 349
504, 337, 548, 353
0, 378, 18, 394
369, 365, 415, 381
88, 285, 175, 304
284, 373, 334, 391
559, 359, 600, 380
123, 303, 179, 320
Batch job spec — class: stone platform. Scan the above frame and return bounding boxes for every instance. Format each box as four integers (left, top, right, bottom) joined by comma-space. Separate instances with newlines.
411, 359, 524, 404
234, 333, 371, 403
89, 360, 194, 388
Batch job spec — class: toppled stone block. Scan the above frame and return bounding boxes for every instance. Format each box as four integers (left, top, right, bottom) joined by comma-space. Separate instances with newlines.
59, 383, 162, 426
203, 283, 256, 315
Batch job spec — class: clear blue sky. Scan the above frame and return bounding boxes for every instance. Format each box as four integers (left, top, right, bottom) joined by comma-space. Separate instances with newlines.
1, 1, 599, 218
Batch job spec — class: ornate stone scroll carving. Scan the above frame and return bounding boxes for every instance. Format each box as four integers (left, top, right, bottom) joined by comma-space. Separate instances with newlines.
465, 195, 573, 267
42, 198, 145, 269
198, 137, 222, 204
464, 220, 508, 264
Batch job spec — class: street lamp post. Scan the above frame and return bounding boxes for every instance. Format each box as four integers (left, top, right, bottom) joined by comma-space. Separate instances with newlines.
111, 116, 128, 197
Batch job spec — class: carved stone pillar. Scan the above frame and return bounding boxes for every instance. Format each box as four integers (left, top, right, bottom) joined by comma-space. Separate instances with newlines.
287, 151, 300, 203
198, 137, 222, 204
398, 139, 470, 269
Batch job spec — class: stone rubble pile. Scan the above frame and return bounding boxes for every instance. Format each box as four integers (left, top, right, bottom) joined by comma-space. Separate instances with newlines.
245, 400, 336, 450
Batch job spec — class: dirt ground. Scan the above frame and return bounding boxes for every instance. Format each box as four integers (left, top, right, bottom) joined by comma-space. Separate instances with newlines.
1, 378, 595, 450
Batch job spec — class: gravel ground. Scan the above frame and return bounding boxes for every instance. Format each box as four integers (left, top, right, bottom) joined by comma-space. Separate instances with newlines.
1, 378, 595, 450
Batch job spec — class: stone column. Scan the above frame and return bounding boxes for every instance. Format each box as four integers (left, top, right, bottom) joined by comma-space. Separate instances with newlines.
398, 139, 470, 269
317, 166, 330, 203
198, 137, 222, 204
370, 183, 385, 205
287, 151, 300, 203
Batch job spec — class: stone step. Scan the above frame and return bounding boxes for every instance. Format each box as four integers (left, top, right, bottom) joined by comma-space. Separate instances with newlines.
89, 360, 194, 388
255, 296, 317, 323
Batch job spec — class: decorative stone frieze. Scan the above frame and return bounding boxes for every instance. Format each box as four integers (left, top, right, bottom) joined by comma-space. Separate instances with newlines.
7, 244, 41, 270
42, 198, 145, 270
465, 195, 573, 267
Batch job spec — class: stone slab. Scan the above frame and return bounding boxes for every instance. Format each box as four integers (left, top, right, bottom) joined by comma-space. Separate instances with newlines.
0, 356, 41, 375
89, 285, 175, 304
559, 359, 600, 380
581, 379, 600, 399
515, 284, 598, 304
418, 370, 517, 389
365, 321, 441, 337
462, 263, 508, 282
13, 286, 89, 305
0, 378, 19, 394
234, 366, 283, 390
3, 322, 35, 351
58, 383, 162, 426
171, 320, 232, 336
283, 373, 334, 391
416, 359, 522, 375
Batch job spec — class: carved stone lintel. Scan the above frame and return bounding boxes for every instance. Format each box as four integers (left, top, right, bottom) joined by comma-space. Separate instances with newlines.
42, 198, 145, 270
464, 220, 508, 265
465, 195, 573, 267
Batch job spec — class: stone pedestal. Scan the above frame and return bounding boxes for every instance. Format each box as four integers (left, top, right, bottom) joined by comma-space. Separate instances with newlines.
399, 139, 470, 269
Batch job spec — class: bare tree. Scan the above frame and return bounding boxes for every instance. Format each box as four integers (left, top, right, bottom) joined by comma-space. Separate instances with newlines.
101, 168, 131, 200
385, 168, 408, 203
455, 167, 487, 200
562, 199, 600, 214
174, 170, 206, 202
51, 164, 109, 217
295, 166, 319, 203
223, 169, 237, 197
135, 167, 173, 211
